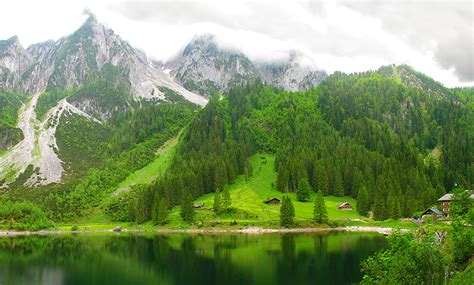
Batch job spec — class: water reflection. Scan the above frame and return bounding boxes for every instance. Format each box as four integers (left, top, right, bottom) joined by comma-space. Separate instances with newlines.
0, 232, 387, 285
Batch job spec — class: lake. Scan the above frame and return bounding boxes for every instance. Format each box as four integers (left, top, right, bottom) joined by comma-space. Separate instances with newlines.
0, 231, 387, 285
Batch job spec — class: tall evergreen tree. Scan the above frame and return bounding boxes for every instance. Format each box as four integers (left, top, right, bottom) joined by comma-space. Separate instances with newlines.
222, 188, 232, 211
213, 187, 222, 213
152, 197, 168, 225
180, 193, 195, 223
357, 186, 370, 216
313, 190, 328, 223
280, 196, 295, 227
277, 166, 289, 193
373, 189, 387, 221
387, 189, 401, 219
297, 178, 311, 202
334, 168, 344, 197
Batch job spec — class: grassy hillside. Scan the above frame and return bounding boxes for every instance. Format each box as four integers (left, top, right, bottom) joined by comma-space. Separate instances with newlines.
165, 154, 363, 227
114, 135, 179, 193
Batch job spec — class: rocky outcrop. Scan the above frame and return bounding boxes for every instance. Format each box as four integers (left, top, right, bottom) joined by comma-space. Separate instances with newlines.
0, 36, 32, 90
167, 35, 327, 96
0, 16, 207, 107
167, 34, 259, 96
256, 51, 327, 91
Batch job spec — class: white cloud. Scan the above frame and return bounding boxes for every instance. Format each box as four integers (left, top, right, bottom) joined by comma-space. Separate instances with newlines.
0, 0, 472, 87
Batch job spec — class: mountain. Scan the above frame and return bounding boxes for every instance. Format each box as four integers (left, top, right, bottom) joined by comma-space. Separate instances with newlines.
166, 34, 327, 96
256, 50, 327, 91
0, 15, 206, 187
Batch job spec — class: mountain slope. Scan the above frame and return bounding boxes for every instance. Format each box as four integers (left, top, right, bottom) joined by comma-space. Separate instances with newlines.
109, 67, 472, 226
166, 34, 327, 96
0, 15, 207, 187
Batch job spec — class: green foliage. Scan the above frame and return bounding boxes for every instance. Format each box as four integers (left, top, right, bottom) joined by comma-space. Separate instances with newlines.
450, 189, 473, 218
180, 193, 195, 223
152, 196, 168, 225
104, 191, 131, 222
36, 89, 72, 119
0, 91, 24, 150
0, 200, 52, 230
222, 188, 232, 211
356, 186, 370, 216
313, 190, 328, 223
449, 217, 474, 266
296, 178, 311, 202
213, 188, 222, 213
361, 232, 447, 284
280, 196, 295, 227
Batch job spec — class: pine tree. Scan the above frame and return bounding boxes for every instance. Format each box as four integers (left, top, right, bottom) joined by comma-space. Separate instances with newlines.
152, 197, 168, 225
356, 186, 370, 216
180, 193, 195, 223
280, 196, 295, 227
213, 188, 222, 213
222, 188, 232, 211
373, 189, 387, 221
334, 168, 344, 197
316, 162, 329, 195
277, 166, 289, 193
297, 178, 311, 202
313, 190, 328, 223
387, 189, 401, 219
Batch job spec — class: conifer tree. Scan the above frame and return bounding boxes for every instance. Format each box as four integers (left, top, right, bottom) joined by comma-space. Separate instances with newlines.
222, 188, 232, 211
152, 197, 168, 225
316, 163, 329, 195
277, 166, 289, 193
373, 189, 387, 221
356, 186, 370, 216
387, 189, 401, 219
213, 188, 222, 213
280, 196, 295, 227
313, 190, 328, 223
180, 193, 195, 223
334, 168, 344, 197
297, 178, 311, 202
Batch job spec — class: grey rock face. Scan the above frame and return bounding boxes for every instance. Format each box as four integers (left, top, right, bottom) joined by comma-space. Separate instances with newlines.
0, 16, 207, 107
167, 34, 259, 96
167, 35, 327, 96
0, 36, 33, 90
256, 51, 327, 91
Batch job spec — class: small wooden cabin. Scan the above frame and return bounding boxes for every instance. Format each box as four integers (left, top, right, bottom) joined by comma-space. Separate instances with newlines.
421, 208, 444, 219
337, 202, 353, 210
264, 198, 281, 205
194, 203, 204, 209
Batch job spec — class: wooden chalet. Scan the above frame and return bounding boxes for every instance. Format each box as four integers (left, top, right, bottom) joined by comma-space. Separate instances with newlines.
264, 198, 281, 205
438, 190, 474, 215
421, 208, 444, 219
194, 202, 204, 209
337, 202, 353, 210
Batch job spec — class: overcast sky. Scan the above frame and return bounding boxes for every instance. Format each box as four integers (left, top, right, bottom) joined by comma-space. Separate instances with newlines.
1, 0, 472, 87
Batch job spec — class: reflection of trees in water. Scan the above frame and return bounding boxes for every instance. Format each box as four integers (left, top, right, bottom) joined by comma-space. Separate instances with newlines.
0, 233, 387, 285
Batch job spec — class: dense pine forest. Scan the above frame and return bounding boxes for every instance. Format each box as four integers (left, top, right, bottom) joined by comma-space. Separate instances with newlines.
106, 65, 473, 224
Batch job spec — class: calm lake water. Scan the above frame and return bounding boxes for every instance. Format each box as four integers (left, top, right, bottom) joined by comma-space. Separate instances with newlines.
0, 232, 387, 285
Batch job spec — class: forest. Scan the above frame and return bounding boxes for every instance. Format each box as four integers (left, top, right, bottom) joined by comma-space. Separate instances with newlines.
109, 67, 473, 225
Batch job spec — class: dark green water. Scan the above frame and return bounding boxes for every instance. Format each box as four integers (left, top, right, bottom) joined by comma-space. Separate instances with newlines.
0, 232, 387, 285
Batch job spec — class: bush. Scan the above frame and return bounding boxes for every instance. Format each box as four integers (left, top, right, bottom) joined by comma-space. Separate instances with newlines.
0, 201, 52, 231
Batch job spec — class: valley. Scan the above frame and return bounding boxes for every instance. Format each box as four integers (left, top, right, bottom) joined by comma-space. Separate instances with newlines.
0, 10, 472, 285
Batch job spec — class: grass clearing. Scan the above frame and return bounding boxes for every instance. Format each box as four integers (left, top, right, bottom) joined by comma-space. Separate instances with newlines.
165, 154, 365, 228
114, 135, 179, 193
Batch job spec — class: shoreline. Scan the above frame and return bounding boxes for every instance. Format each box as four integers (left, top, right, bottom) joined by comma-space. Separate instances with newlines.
0, 226, 407, 237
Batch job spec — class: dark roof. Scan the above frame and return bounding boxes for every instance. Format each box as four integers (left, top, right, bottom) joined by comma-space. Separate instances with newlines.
338, 202, 352, 208
264, 198, 280, 203
422, 208, 443, 216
